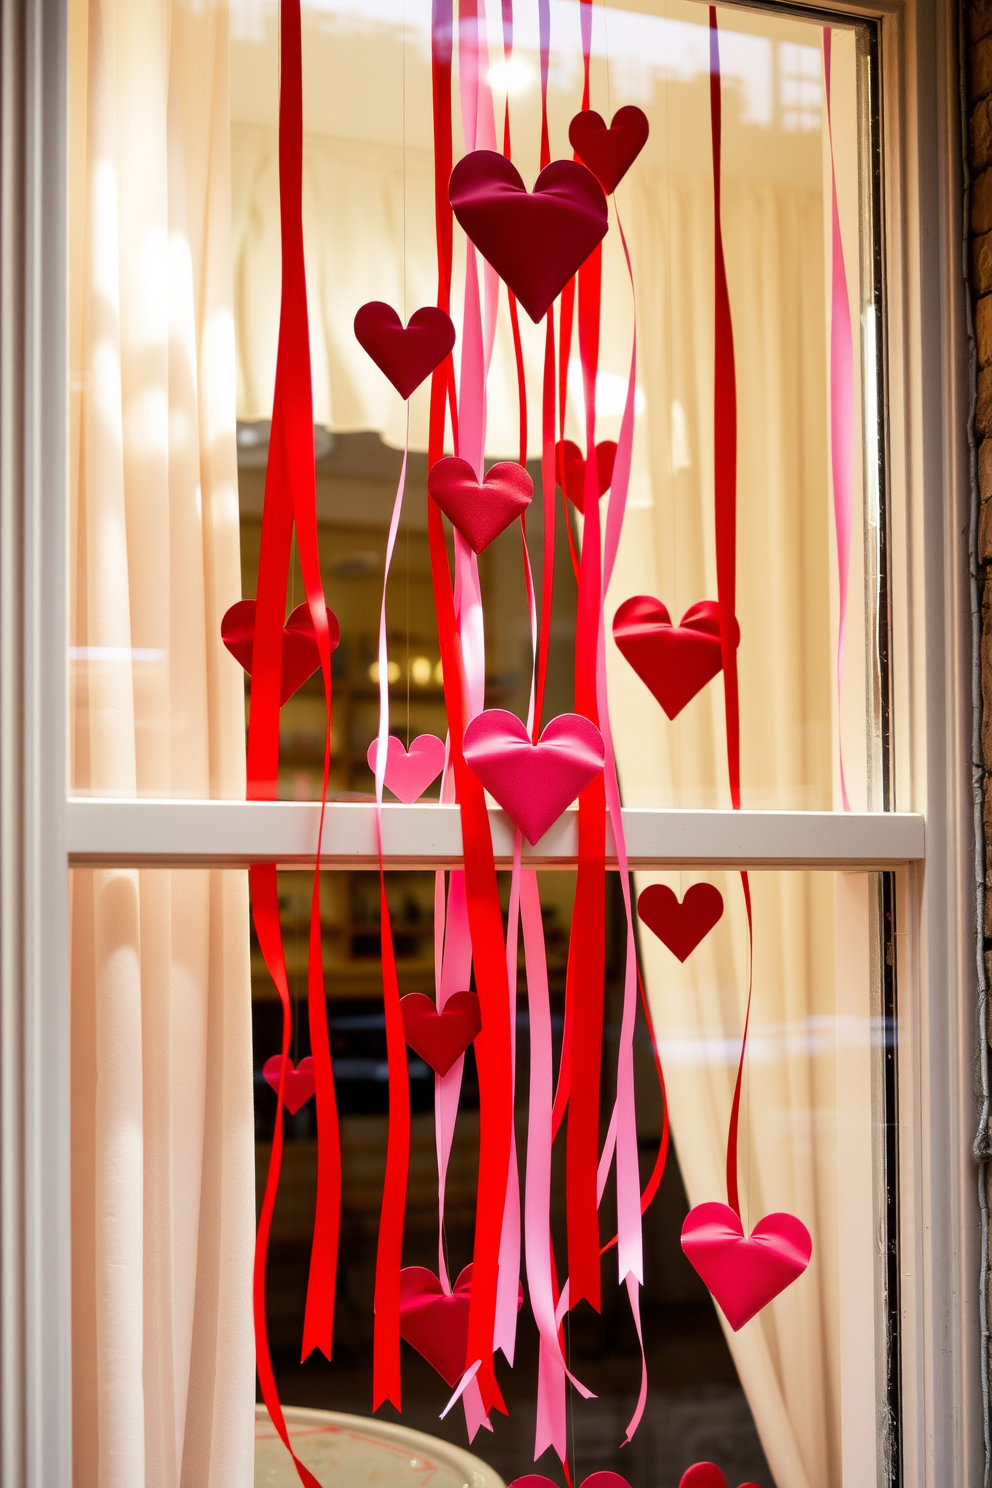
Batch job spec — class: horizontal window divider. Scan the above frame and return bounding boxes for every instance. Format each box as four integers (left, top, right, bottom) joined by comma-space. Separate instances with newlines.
65, 799, 925, 871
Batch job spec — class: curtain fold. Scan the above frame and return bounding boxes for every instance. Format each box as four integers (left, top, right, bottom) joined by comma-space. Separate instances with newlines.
69, 2, 255, 1485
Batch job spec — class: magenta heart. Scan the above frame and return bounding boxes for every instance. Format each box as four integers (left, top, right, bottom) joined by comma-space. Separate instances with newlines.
462, 709, 605, 846
367, 734, 445, 803
399, 1264, 523, 1387
569, 106, 650, 194
637, 883, 724, 962
612, 596, 739, 720
262, 1055, 315, 1116
509, 1476, 631, 1488
353, 302, 456, 400
401, 990, 482, 1075
449, 151, 608, 323
557, 438, 617, 513
428, 457, 533, 552
681, 1202, 812, 1331
221, 599, 340, 705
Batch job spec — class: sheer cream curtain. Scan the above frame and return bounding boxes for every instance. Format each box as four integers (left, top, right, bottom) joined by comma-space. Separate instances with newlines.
69, 1, 255, 1485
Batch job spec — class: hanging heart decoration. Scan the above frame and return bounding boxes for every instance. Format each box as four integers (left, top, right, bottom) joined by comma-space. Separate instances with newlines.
557, 438, 617, 512
462, 709, 605, 845
428, 457, 534, 553
679, 1465, 762, 1488
681, 1201, 812, 1331
612, 597, 739, 720
262, 1055, 316, 1116
637, 882, 724, 962
367, 734, 445, 803
399, 1264, 522, 1387
400, 991, 482, 1076
354, 302, 456, 400
568, 106, 650, 194
222, 599, 339, 705
449, 151, 609, 323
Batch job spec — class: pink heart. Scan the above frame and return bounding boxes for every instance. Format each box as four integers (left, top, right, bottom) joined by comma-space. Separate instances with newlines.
400, 991, 482, 1075
428, 457, 533, 553
367, 734, 445, 803
353, 302, 456, 400
681, 1202, 812, 1331
449, 151, 608, 323
569, 106, 650, 194
637, 883, 724, 962
612, 596, 740, 720
222, 600, 340, 705
462, 709, 605, 846
557, 438, 617, 513
262, 1055, 315, 1116
399, 1264, 523, 1387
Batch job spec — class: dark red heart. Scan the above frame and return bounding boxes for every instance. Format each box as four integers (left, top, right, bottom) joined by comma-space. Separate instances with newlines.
557, 438, 617, 512
400, 990, 482, 1076
399, 1263, 522, 1386
353, 302, 455, 400
262, 1055, 315, 1115
612, 596, 739, 720
637, 883, 724, 962
569, 106, 649, 194
428, 457, 533, 553
679, 1467, 727, 1488
449, 151, 608, 323
221, 599, 340, 705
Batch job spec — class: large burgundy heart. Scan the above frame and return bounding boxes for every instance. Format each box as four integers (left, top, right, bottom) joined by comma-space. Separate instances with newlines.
400, 990, 482, 1076
557, 438, 617, 513
681, 1202, 812, 1331
367, 734, 446, 803
462, 709, 605, 846
353, 302, 455, 400
637, 882, 724, 962
428, 457, 533, 553
221, 599, 340, 705
399, 1264, 523, 1386
612, 596, 739, 720
449, 151, 608, 323
569, 106, 650, 194
262, 1055, 315, 1116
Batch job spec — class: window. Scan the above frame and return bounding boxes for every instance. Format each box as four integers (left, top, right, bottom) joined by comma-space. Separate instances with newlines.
0, 0, 977, 1485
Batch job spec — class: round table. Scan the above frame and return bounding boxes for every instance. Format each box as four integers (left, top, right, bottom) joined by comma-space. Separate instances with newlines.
255, 1405, 506, 1488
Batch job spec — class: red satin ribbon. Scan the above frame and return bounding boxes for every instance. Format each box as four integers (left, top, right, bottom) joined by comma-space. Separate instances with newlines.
709, 6, 752, 1220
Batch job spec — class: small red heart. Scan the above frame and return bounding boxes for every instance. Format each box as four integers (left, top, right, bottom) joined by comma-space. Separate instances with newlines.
449, 151, 608, 323
262, 1055, 315, 1116
557, 438, 617, 513
400, 990, 482, 1076
428, 457, 533, 553
582, 1476, 633, 1488
221, 599, 340, 705
679, 1467, 726, 1488
612, 596, 740, 720
399, 1264, 523, 1386
681, 1202, 812, 1331
569, 106, 650, 194
637, 883, 724, 962
354, 302, 456, 400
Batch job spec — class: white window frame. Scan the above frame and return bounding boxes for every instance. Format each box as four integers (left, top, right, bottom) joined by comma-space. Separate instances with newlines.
0, 0, 978, 1482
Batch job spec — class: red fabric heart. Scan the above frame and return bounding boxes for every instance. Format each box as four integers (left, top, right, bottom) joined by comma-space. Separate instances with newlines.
262, 1055, 316, 1116
367, 734, 446, 803
400, 990, 482, 1076
221, 599, 340, 705
557, 438, 617, 513
399, 1264, 522, 1386
612, 596, 740, 720
637, 883, 724, 962
568, 106, 650, 194
353, 302, 456, 400
428, 457, 533, 553
681, 1202, 812, 1331
462, 709, 605, 846
449, 151, 608, 323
